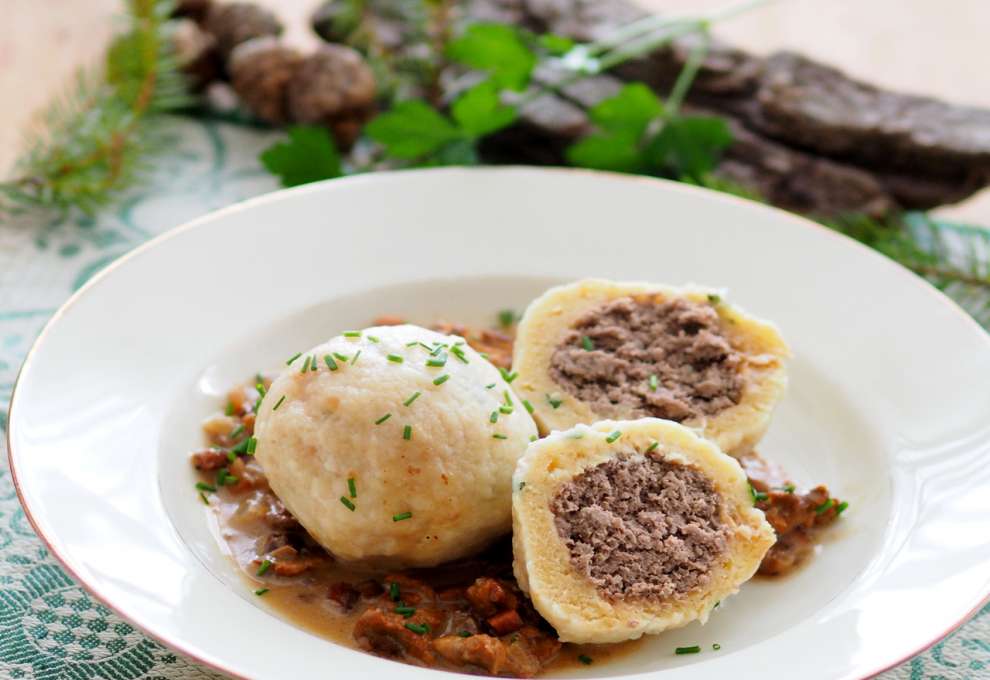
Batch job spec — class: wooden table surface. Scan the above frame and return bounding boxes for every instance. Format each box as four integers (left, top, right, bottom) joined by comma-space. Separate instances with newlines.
2, 0, 989, 222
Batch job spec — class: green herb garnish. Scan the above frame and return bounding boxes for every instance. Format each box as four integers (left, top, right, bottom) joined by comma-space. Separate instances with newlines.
225, 402, 235, 416
324, 354, 338, 371
254, 588, 270, 596
230, 424, 245, 440
196, 482, 216, 492
499, 367, 518, 383
649, 374, 658, 391
395, 605, 416, 618
351, 350, 362, 365
340, 496, 356, 511
404, 391, 422, 406
458, 630, 472, 638
393, 511, 413, 522
836, 501, 849, 515
333, 352, 349, 362
815, 498, 835, 514
286, 352, 302, 366
712, 643, 721, 650
490, 411, 499, 423
497, 309, 516, 328
403, 425, 413, 440
499, 405, 513, 415
368, 335, 380, 343
578, 654, 593, 665
675, 646, 701, 655
605, 430, 622, 443
546, 394, 562, 409
521, 399, 534, 414
245, 437, 257, 455
433, 374, 450, 385
387, 353, 404, 363
485, 383, 496, 389
645, 441, 659, 453
581, 336, 594, 351
300, 355, 312, 373
493, 433, 508, 440
347, 478, 357, 498
450, 346, 469, 364
256, 560, 272, 576
426, 355, 447, 367
343, 331, 361, 337
389, 581, 400, 601
707, 294, 721, 304
529, 435, 537, 442
272, 395, 286, 411
404, 622, 429, 635
375, 413, 392, 425
199, 492, 209, 505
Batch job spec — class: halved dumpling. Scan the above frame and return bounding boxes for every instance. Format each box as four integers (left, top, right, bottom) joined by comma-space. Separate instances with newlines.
512, 418, 774, 644
512, 279, 789, 455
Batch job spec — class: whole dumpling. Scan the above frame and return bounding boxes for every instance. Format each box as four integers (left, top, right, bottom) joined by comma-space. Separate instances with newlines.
512, 418, 775, 644
511, 279, 790, 455
254, 324, 538, 568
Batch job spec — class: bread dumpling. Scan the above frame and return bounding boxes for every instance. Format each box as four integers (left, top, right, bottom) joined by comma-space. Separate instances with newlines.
255, 324, 538, 569
512, 279, 789, 455
512, 418, 774, 644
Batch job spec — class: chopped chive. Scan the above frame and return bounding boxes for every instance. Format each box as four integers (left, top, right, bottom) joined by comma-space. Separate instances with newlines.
777, 483, 796, 494
199, 492, 209, 505
387, 354, 404, 363
343, 331, 361, 337
546, 394, 562, 409
333, 352, 349, 362
836, 501, 849, 515
229, 438, 250, 455
451, 346, 469, 363
749, 483, 768, 504
707, 293, 721, 304
324, 354, 338, 371
368, 335, 380, 343
256, 560, 272, 576
499, 405, 513, 415
254, 588, 270, 596
645, 441, 659, 453
490, 411, 499, 423
485, 383, 496, 389
393, 511, 413, 522
406, 340, 419, 347
225, 402, 235, 416
300, 355, 312, 373
605, 430, 622, 443
522, 399, 534, 414
479, 352, 490, 361
403, 425, 413, 440
286, 352, 302, 365
581, 336, 594, 351
404, 622, 429, 635
712, 643, 721, 650
713, 601, 720, 609
430, 344, 445, 357
503, 390, 513, 406
229, 424, 245, 439
351, 350, 362, 365
497, 309, 515, 328
457, 630, 472, 638
395, 605, 417, 618
404, 391, 422, 406
675, 646, 701, 655
246, 437, 257, 455
499, 367, 518, 383
311, 357, 318, 372
227, 449, 238, 463
529, 435, 537, 442
578, 654, 593, 665
375, 413, 392, 425
272, 395, 286, 411
433, 374, 450, 385
649, 374, 658, 391
255, 383, 267, 398
340, 496, 356, 511
196, 482, 217, 492
347, 478, 357, 498
815, 498, 835, 514
426, 355, 447, 367
493, 433, 508, 440
216, 469, 239, 486
389, 581, 400, 601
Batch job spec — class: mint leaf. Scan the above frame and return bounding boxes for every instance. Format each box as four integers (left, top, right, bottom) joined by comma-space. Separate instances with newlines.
588, 83, 664, 138
451, 81, 518, 137
447, 23, 537, 91
259, 126, 342, 187
365, 100, 463, 159
538, 33, 575, 56
566, 131, 644, 173
647, 116, 733, 180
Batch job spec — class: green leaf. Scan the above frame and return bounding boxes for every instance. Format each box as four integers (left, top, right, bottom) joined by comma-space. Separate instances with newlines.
422, 139, 481, 167
588, 83, 664, 138
451, 81, 518, 138
447, 23, 537, 91
539, 33, 576, 56
259, 126, 342, 187
365, 100, 463, 159
566, 131, 644, 173
646, 115, 733, 180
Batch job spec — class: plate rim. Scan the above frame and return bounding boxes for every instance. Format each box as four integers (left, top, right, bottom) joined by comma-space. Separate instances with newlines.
7, 165, 990, 680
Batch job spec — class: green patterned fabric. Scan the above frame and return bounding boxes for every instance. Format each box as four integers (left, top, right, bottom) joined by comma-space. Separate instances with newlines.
0, 117, 986, 679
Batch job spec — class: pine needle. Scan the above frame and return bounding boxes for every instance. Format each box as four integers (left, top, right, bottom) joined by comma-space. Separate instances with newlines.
0, 0, 191, 216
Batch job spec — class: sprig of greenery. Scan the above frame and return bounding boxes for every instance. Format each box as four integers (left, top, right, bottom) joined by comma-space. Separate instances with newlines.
0, 0, 190, 217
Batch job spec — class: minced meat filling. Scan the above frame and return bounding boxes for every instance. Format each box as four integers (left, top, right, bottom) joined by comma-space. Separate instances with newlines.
549, 297, 743, 422
550, 453, 728, 601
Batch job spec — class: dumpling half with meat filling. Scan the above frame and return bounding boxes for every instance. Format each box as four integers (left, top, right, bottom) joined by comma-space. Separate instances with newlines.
512, 418, 774, 643
512, 279, 789, 455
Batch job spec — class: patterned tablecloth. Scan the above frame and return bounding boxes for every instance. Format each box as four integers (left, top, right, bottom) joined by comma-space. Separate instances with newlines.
0, 117, 987, 680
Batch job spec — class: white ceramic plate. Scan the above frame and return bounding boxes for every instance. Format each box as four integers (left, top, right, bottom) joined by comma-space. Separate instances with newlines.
8, 168, 990, 680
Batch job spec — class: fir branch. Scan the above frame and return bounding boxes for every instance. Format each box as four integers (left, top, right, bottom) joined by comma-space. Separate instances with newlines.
0, 0, 191, 217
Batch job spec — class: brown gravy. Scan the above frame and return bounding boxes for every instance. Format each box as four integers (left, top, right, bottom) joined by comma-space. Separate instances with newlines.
189, 320, 843, 677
